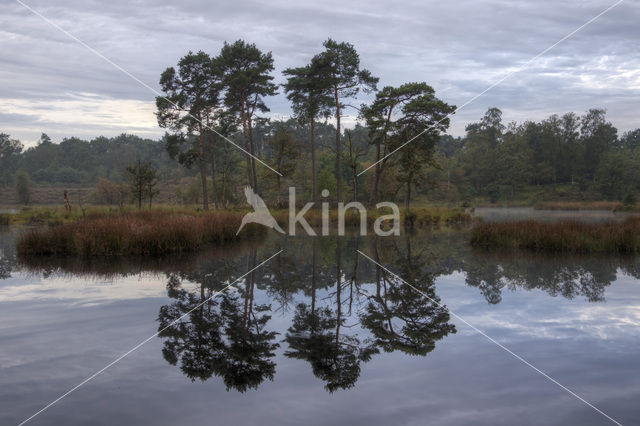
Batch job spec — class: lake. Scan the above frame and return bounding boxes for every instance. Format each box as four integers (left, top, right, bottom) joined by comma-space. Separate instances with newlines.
1, 213, 638, 425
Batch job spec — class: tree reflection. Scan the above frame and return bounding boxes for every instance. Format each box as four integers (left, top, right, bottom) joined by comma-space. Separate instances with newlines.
465, 250, 622, 303
157, 249, 279, 392
0, 228, 16, 279
16, 226, 638, 395
360, 235, 456, 355
158, 274, 223, 381
285, 237, 377, 392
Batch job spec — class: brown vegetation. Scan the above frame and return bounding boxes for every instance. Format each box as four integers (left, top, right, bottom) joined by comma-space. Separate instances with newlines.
471, 217, 640, 253
17, 210, 264, 257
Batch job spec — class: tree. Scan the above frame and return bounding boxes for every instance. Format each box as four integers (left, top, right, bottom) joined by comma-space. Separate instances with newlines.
497, 123, 533, 198
362, 83, 449, 205
217, 40, 277, 192
343, 129, 367, 201
95, 178, 121, 205
463, 107, 505, 194
560, 112, 582, 185
126, 160, 158, 209
314, 39, 378, 202
205, 111, 237, 209
0, 133, 23, 185
283, 60, 333, 201
145, 169, 160, 208
38, 133, 52, 145
15, 170, 31, 204
157, 51, 221, 210
365, 83, 454, 210
580, 108, 618, 182
266, 126, 300, 206
621, 129, 640, 150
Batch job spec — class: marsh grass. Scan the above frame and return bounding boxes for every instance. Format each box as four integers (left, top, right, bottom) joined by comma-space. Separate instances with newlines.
471, 217, 640, 253
17, 210, 263, 257
15, 205, 472, 257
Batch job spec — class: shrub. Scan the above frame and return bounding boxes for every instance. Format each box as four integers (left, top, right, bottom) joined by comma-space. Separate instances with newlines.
623, 192, 636, 206
95, 178, 122, 205
15, 170, 31, 205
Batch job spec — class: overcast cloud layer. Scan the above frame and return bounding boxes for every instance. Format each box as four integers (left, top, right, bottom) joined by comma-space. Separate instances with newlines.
1, 0, 638, 146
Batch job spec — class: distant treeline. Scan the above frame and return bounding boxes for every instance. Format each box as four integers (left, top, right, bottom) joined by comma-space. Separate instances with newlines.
2, 107, 639, 205
434, 107, 640, 202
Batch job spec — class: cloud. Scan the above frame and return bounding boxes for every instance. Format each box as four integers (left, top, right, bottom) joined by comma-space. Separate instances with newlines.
1, 0, 638, 145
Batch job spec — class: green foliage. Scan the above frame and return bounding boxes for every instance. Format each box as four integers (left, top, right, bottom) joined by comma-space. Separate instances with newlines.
15, 170, 31, 205
363, 82, 454, 208
313, 38, 378, 202
0, 133, 23, 185
126, 160, 159, 209
623, 192, 636, 206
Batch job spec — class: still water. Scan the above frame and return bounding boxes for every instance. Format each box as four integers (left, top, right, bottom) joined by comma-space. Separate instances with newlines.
0, 219, 639, 425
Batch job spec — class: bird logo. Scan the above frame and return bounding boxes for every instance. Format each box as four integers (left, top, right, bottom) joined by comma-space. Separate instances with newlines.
236, 186, 286, 235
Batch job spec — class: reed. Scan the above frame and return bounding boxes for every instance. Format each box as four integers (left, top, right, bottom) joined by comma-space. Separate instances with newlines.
470, 217, 640, 253
17, 210, 263, 257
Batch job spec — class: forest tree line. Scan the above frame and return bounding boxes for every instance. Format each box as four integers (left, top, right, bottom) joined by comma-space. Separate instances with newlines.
1, 38, 639, 207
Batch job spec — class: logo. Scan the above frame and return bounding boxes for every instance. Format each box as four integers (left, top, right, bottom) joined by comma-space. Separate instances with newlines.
236, 186, 286, 235
237, 187, 400, 237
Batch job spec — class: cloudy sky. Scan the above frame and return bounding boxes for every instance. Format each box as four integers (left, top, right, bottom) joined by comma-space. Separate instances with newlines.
1, 0, 638, 146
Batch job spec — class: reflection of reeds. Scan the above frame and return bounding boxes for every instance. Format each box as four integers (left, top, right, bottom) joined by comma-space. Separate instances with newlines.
271, 207, 472, 228
17, 211, 264, 257
17, 238, 264, 278
471, 217, 640, 253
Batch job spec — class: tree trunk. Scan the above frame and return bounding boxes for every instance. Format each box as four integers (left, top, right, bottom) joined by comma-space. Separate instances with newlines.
311, 120, 317, 202
370, 142, 381, 206
221, 148, 228, 208
353, 168, 358, 202
311, 238, 317, 314
241, 101, 254, 188
209, 133, 219, 210
197, 122, 209, 211
335, 235, 342, 345
405, 180, 411, 211
335, 87, 342, 203
248, 115, 259, 193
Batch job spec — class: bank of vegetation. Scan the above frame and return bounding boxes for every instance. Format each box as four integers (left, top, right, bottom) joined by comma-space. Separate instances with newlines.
14, 205, 472, 256
470, 217, 640, 253
16, 210, 263, 257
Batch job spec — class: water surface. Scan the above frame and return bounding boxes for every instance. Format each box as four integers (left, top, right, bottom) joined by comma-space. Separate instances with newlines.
1, 221, 639, 425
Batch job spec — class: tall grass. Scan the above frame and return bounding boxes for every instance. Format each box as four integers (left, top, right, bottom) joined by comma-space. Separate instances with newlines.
17, 210, 263, 257
470, 217, 640, 253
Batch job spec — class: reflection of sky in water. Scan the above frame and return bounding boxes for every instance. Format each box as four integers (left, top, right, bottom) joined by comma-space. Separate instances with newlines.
0, 229, 639, 425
